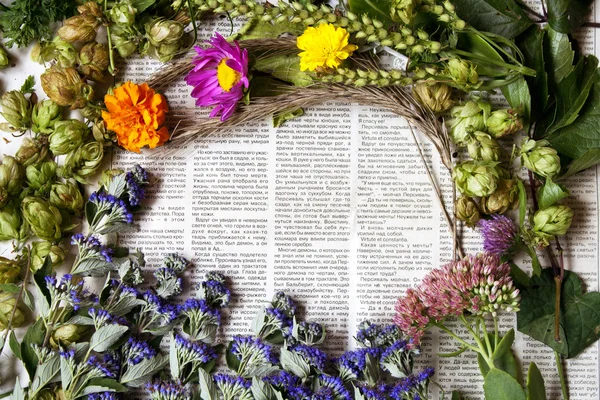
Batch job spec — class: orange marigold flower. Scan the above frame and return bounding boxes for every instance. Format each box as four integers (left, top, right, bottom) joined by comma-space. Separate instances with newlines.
102, 81, 169, 153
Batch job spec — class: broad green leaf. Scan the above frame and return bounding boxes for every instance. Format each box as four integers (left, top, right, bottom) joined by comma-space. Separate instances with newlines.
8, 331, 21, 360
280, 347, 311, 379
518, 27, 548, 120
501, 76, 531, 131
234, 19, 303, 40
225, 341, 240, 372
170, 334, 180, 380
547, 0, 593, 34
253, 55, 312, 87
456, 32, 507, 76
21, 318, 46, 379
0, 284, 19, 293
347, 0, 394, 24
273, 108, 304, 128
536, 178, 569, 209
561, 149, 600, 178
451, 0, 532, 38
120, 354, 168, 387
483, 369, 527, 400
510, 262, 531, 287
89, 324, 128, 352
199, 369, 219, 400
547, 55, 598, 135
545, 27, 575, 90
492, 329, 515, 360
30, 354, 60, 394
131, 0, 156, 13
10, 378, 25, 400
451, 391, 462, 400
477, 333, 518, 378
81, 379, 127, 396
526, 362, 547, 400
518, 269, 600, 358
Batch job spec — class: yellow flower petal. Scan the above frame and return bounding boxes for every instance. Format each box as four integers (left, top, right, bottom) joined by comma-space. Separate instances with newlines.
297, 24, 358, 72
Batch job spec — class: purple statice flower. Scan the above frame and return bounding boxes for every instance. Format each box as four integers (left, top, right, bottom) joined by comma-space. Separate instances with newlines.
358, 384, 392, 400
289, 343, 327, 371
87, 355, 117, 379
296, 321, 325, 345
71, 234, 115, 263
154, 267, 183, 298
356, 321, 380, 346
312, 387, 335, 400
265, 306, 292, 330
142, 290, 180, 324
88, 393, 120, 400
288, 385, 314, 400
271, 291, 296, 317
59, 348, 76, 359
174, 333, 218, 365
123, 338, 157, 365
231, 335, 278, 369
263, 370, 300, 390
89, 308, 127, 328
46, 273, 97, 311
124, 169, 146, 207
380, 339, 420, 377
390, 368, 434, 400
336, 348, 380, 380
185, 33, 249, 121
213, 374, 252, 398
88, 192, 134, 231
162, 253, 189, 273
180, 298, 221, 324
201, 278, 231, 308
130, 165, 148, 185
478, 214, 519, 256
319, 375, 351, 400
146, 380, 190, 400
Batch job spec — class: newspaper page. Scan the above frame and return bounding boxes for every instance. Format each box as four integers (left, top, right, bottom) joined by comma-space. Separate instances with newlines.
0, 9, 599, 400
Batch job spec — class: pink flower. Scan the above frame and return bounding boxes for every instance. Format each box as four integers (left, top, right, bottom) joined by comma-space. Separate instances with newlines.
185, 33, 249, 121
393, 288, 430, 343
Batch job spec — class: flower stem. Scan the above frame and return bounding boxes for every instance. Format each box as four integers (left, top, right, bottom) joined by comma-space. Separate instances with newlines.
459, 316, 494, 368
555, 351, 569, 400
434, 323, 480, 353
104, 0, 116, 75
451, 49, 537, 76
480, 318, 494, 356
492, 315, 499, 349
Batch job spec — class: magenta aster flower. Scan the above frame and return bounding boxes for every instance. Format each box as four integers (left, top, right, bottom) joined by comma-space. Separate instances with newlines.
478, 214, 519, 256
185, 33, 249, 121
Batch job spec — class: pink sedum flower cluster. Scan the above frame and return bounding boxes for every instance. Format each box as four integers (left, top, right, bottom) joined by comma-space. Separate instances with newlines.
394, 253, 520, 342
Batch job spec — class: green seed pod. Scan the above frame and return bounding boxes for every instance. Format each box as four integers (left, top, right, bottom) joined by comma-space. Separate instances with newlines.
30, 241, 66, 272
520, 138, 561, 178
49, 181, 83, 214
447, 100, 491, 145
486, 109, 523, 138
0, 297, 25, 329
49, 119, 89, 156
0, 90, 32, 132
466, 131, 501, 161
32, 100, 63, 134
0, 257, 21, 284
41, 66, 95, 110
15, 138, 49, 167
0, 156, 25, 195
21, 197, 62, 242
480, 178, 519, 214
453, 160, 500, 198
455, 195, 481, 227
26, 161, 57, 190
0, 204, 29, 241
413, 82, 454, 113
533, 205, 574, 242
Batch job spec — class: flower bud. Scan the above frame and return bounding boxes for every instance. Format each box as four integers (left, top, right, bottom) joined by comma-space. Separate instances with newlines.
0, 297, 24, 329
21, 197, 62, 242
49, 119, 89, 155
0, 204, 29, 241
62, 141, 105, 184
31, 38, 78, 68
0, 156, 25, 195
26, 161, 57, 190
480, 178, 519, 214
32, 100, 63, 134
41, 66, 95, 109
0, 46, 9, 69
520, 138, 561, 178
453, 160, 500, 198
390, 0, 418, 24
0, 90, 32, 132
445, 58, 479, 88
50, 324, 89, 347
49, 181, 83, 214
110, 0, 137, 26
79, 42, 109, 81
110, 25, 138, 58
467, 131, 501, 161
0, 257, 21, 284
447, 100, 491, 145
30, 241, 66, 272
455, 195, 480, 227
533, 205, 573, 242
15, 138, 49, 167
487, 109, 523, 138
413, 82, 454, 113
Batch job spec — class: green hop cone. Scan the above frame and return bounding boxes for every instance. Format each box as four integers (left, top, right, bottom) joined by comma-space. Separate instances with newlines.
480, 178, 519, 214
0, 46, 9, 69
390, 0, 419, 24
0, 187, 8, 209
49, 181, 83, 214
447, 100, 491, 145
62, 141, 105, 184
26, 161, 57, 190
50, 324, 89, 347
0, 257, 21, 284
16, 137, 49, 167
0, 90, 32, 132
466, 131, 501, 161
41, 66, 95, 110
453, 160, 500, 198
0, 296, 25, 329
32, 100, 62, 134
21, 197, 62, 242
520, 138, 561, 178
109, 0, 137, 26
0, 156, 25, 195
445, 58, 479, 88
57, 2, 102, 44
486, 109, 523, 138
49, 119, 89, 156
110, 25, 137, 58
79, 42, 109, 82
0, 204, 29, 241
30, 241, 66, 272
533, 205, 573, 242
413, 82, 454, 113
455, 195, 480, 227
31, 38, 78, 69
146, 18, 185, 62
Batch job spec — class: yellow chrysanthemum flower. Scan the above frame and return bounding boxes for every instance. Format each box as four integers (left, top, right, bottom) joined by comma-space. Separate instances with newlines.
297, 24, 358, 72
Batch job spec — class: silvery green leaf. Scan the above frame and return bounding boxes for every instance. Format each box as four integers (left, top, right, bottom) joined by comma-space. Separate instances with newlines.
71, 258, 115, 277
60, 354, 73, 389
192, 324, 218, 344
0, 283, 19, 293
22, 288, 35, 312
9, 331, 21, 360
74, 342, 90, 359
145, 325, 174, 335
80, 379, 127, 396
31, 353, 60, 394
251, 376, 275, 400
109, 297, 145, 316
169, 334, 180, 379
120, 354, 168, 387
279, 348, 310, 379
65, 315, 95, 325
10, 378, 25, 400
354, 385, 366, 400
107, 174, 127, 198
155, 276, 182, 299
275, 391, 285, 400
89, 324, 128, 352
35, 289, 50, 318
118, 259, 132, 280
382, 361, 408, 378
95, 223, 138, 235
245, 364, 279, 378
198, 368, 219, 400
364, 353, 381, 384
251, 307, 267, 336
291, 318, 299, 338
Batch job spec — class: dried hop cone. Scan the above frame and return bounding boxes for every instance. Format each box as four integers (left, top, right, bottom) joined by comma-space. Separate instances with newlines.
0, 156, 25, 195
50, 324, 89, 347
0, 204, 29, 241
466, 131, 501, 162
21, 197, 62, 242
49, 119, 90, 155
0, 257, 21, 284
445, 58, 479, 88
110, 25, 138, 58
520, 138, 561, 178
480, 178, 519, 215
62, 141, 104, 184
147, 18, 185, 62
109, 0, 137, 26
455, 195, 481, 227
453, 160, 500, 198
49, 181, 84, 214
41, 66, 95, 109
486, 109, 523, 138
79, 42, 109, 81
413, 82, 453, 113
447, 100, 491, 145
16, 137, 49, 167
533, 205, 574, 243
57, 2, 103, 43
26, 161, 57, 190
31, 37, 78, 69
0, 90, 32, 132
390, 0, 420, 25
30, 241, 66, 272
32, 100, 63, 134
0, 295, 25, 329
0, 46, 9, 69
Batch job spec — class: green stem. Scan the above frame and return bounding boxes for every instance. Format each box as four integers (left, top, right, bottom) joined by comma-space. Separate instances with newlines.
434, 323, 480, 353
459, 316, 495, 368
555, 351, 569, 400
493, 315, 499, 349
481, 318, 494, 356
452, 49, 537, 76
104, 0, 116, 75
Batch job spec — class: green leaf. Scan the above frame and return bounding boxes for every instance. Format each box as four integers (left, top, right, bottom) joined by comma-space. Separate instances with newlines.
560, 149, 600, 178
437, 346, 468, 357
253, 55, 312, 87
451, 391, 462, 400
517, 179, 527, 227
131, 0, 156, 13
30, 354, 60, 395
10, 377, 25, 400
451, 0, 532, 38
477, 333, 518, 378
347, 0, 394, 25
517, 268, 600, 358
510, 262, 531, 287
81, 379, 127, 396
21, 318, 46, 379
279, 347, 311, 379
483, 369, 527, 400
199, 369, 219, 400
525, 246, 542, 277
20, 75, 35, 94
547, 55, 598, 135
225, 341, 241, 372
234, 19, 303, 40
526, 362, 547, 400
0, 284, 20, 293
501, 76, 531, 131
273, 108, 304, 128
547, 0, 593, 33
536, 178, 569, 209
492, 329, 515, 360
518, 27, 548, 120
120, 354, 168, 387
89, 324, 128, 352
9, 330, 21, 360
545, 27, 575, 90
456, 32, 507, 76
